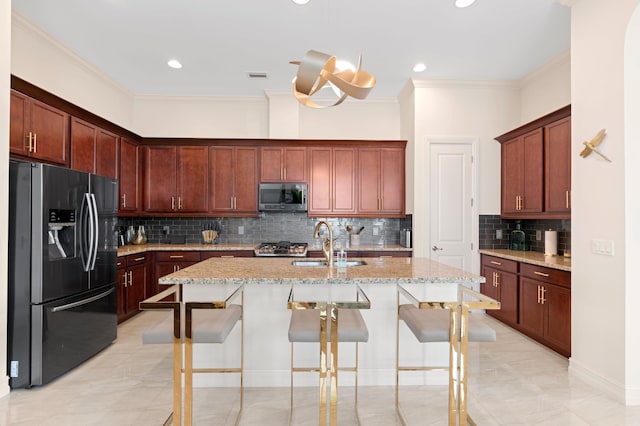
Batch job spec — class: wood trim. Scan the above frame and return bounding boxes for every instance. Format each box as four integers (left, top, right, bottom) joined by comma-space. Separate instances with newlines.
495, 105, 571, 143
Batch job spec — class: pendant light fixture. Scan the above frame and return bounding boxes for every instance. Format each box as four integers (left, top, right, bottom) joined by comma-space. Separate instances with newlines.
290, 50, 376, 108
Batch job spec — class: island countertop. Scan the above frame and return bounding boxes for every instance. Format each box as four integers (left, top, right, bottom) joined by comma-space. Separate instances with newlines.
157, 256, 484, 286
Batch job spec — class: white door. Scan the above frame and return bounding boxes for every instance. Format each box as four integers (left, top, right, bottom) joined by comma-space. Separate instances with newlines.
429, 140, 477, 273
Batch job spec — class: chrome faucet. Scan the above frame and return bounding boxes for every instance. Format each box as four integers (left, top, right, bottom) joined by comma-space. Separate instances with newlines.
313, 221, 334, 267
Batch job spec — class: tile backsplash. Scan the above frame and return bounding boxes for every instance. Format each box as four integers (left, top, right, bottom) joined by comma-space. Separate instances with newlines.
118, 214, 412, 248
479, 215, 571, 255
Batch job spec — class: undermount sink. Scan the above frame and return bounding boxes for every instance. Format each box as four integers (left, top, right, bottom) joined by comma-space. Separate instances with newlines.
290, 259, 368, 267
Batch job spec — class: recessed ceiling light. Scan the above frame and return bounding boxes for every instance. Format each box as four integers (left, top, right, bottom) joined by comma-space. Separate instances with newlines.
413, 63, 427, 72
292, 0, 310, 4
455, 0, 476, 7
167, 59, 182, 69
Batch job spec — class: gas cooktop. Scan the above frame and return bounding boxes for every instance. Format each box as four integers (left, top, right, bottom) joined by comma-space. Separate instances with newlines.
254, 241, 308, 257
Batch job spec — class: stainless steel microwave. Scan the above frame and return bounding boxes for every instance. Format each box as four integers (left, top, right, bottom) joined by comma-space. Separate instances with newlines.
258, 183, 307, 212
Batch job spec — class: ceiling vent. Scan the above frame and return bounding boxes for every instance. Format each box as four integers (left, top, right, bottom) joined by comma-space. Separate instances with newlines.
247, 72, 268, 79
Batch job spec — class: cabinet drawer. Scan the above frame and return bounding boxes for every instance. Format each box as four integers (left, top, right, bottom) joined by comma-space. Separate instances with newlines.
201, 251, 254, 259
127, 254, 148, 266
117, 259, 126, 269
155, 251, 201, 262
520, 263, 570, 288
481, 255, 518, 274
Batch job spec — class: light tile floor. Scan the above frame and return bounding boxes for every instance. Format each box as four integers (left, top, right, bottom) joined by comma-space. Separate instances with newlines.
1, 312, 640, 425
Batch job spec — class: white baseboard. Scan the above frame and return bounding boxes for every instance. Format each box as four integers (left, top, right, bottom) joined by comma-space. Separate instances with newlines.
569, 358, 627, 403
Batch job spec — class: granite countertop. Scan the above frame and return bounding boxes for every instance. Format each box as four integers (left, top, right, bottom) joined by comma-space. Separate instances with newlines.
157, 256, 484, 286
479, 249, 571, 272
117, 243, 412, 257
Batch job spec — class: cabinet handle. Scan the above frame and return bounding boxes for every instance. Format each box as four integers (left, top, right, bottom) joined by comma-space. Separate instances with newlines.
515, 196, 519, 211
537, 285, 541, 304
566, 190, 570, 209
230, 197, 234, 209
33, 133, 37, 153
26, 132, 33, 152
495, 272, 501, 287
173, 265, 181, 272
534, 271, 550, 277
169, 255, 184, 259
178, 197, 182, 209
122, 271, 128, 287
540, 286, 547, 305
490, 260, 502, 266
122, 194, 127, 208
171, 197, 175, 210
221, 255, 235, 258
134, 257, 145, 262
283, 167, 287, 181
128, 271, 133, 286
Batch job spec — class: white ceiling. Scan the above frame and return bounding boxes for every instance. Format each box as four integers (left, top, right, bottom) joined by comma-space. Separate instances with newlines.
12, 0, 571, 99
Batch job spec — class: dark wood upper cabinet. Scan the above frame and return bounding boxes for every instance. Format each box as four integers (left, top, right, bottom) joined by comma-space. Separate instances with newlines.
260, 146, 307, 182
144, 145, 209, 213
497, 105, 571, 219
308, 147, 357, 216
10, 90, 69, 166
70, 117, 119, 179
119, 137, 141, 214
358, 148, 405, 216
209, 146, 258, 215
544, 117, 571, 214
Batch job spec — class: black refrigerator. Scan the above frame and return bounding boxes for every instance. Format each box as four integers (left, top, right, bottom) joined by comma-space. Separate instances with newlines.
8, 160, 118, 388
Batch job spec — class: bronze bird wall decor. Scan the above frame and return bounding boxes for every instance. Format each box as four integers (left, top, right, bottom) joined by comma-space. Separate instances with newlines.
579, 129, 611, 162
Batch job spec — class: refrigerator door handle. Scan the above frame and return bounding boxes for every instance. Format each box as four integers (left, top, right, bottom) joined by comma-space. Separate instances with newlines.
80, 193, 91, 272
88, 193, 99, 270
51, 287, 115, 313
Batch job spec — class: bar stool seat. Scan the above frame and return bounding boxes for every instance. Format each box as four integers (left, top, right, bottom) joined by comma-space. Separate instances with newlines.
398, 304, 496, 343
289, 308, 369, 343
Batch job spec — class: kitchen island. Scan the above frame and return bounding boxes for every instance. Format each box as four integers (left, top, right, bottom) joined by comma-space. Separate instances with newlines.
154, 256, 486, 388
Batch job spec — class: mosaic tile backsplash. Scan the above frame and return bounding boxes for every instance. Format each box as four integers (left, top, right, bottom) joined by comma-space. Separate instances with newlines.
118, 214, 413, 248
479, 215, 571, 256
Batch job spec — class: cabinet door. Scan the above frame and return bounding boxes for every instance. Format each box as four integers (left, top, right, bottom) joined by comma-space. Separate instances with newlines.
29, 98, 69, 165
234, 147, 259, 213
70, 117, 96, 174
521, 129, 544, 213
117, 264, 127, 322
495, 270, 518, 325
283, 147, 306, 182
177, 146, 209, 212
126, 264, 147, 315
119, 137, 141, 213
9, 91, 29, 156
501, 137, 523, 214
358, 149, 380, 213
519, 277, 545, 339
480, 266, 500, 304
96, 129, 119, 179
333, 148, 357, 214
545, 117, 571, 215
380, 148, 404, 214
210, 147, 235, 212
545, 284, 571, 356
308, 148, 333, 214
260, 147, 284, 182
144, 146, 177, 212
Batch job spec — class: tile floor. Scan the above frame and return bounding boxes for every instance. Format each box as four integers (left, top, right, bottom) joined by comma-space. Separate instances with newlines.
1, 312, 640, 425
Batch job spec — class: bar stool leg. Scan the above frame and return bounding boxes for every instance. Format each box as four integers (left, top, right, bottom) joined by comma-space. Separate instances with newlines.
329, 306, 339, 425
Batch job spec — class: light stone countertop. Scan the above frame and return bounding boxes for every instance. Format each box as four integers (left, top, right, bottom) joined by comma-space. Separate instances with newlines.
117, 243, 412, 257
157, 256, 484, 286
479, 249, 571, 272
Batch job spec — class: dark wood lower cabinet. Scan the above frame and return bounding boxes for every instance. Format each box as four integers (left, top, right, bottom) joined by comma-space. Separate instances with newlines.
480, 254, 571, 357
117, 254, 149, 324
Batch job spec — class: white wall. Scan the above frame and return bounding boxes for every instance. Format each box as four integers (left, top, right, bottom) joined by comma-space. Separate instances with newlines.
1, 0, 10, 399
405, 80, 521, 258
569, 0, 640, 405
520, 50, 571, 123
10, 13, 134, 130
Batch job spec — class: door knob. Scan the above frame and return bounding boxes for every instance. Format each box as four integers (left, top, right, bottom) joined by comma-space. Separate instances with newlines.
432, 246, 443, 251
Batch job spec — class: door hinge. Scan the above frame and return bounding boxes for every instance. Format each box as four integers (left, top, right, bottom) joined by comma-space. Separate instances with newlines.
471, 242, 474, 250
471, 198, 474, 207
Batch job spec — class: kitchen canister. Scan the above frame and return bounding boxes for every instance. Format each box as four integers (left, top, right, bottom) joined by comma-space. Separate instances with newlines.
544, 229, 558, 256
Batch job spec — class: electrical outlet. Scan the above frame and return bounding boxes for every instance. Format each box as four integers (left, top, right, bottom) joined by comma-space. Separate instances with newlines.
496, 229, 502, 239
238, 226, 244, 235
373, 227, 379, 236
536, 230, 542, 241
163, 226, 170, 235
10, 361, 18, 377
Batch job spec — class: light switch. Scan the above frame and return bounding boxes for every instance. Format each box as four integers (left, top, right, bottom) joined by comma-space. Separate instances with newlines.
496, 229, 502, 239
591, 239, 614, 256
238, 226, 244, 235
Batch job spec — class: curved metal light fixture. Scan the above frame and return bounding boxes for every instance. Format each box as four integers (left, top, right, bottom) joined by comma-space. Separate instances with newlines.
290, 50, 376, 108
